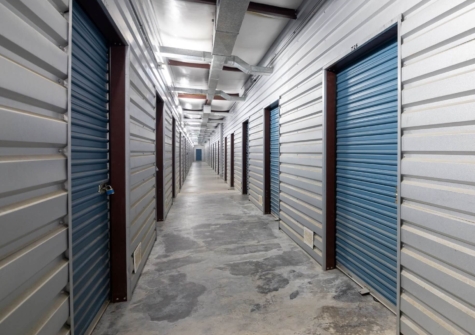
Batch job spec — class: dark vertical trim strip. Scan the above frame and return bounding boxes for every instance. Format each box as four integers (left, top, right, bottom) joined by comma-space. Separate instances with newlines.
179, 134, 182, 189
109, 45, 127, 302
242, 120, 249, 195
226, 139, 228, 180
156, 95, 164, 221
217, 141, 220, 175
325, 70, 337, 270
264, 108, 271, 214
172, 118, 176, 198
231, 133, 234, 187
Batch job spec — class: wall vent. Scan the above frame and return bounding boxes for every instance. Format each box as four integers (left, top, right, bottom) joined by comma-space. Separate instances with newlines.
303, 227, 314, 248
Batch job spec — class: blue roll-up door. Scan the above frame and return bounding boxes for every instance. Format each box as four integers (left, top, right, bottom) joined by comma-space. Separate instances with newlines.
335, 38, 398, 307
196, 149, 202, 161
270, 107, 280, 217
71, 3, 110, 335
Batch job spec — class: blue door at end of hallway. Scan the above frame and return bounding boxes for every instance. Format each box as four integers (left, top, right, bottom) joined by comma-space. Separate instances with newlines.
196, 149, 202, 161
71, 2, 110, 335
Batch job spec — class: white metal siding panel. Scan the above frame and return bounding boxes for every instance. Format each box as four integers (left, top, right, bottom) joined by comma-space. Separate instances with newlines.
181, 134, 185, 185
175, 129, 181, 193
400, 1, 475, 333
249, 111, 264, 210
234, 128, 243, 193
0, 1, 70, 334
219, 124, 224, 179
278, 73, 324, 265
164, 107, 173, 215
129, 51, 157, 292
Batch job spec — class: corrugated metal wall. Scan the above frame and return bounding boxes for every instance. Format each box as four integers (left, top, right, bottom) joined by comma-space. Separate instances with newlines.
164, 107, 173, 214
279, 73, 324, 265
182, 134, 186, 185
0, 0, 71, 334
249, 112, 264, 209
175, 128, 180, 194
234, 127, 243, 193
399, 1, 475, 333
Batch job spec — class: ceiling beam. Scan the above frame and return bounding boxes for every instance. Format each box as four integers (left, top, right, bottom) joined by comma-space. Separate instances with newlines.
177, 0, 297, 19
248, 2, 297, 19
174, 87, 244, 101
168, 60, 242, 72
160, 47, 273, 76
178, 93, 238, 101
184, 109, 229, 113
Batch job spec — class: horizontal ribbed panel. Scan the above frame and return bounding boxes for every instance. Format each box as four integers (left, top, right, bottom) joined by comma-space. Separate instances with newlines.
0, 0, 70, 333
278, 73, 323, 265
335, 39, 398, 308
400, 1, 475, 333
270, 107, 280, 217
71, 4, 109, 334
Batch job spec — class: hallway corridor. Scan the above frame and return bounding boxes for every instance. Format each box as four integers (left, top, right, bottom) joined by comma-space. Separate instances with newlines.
93, 163, 395, 335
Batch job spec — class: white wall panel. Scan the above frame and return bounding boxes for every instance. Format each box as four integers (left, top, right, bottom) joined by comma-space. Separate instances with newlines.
0, 1, 70, 334
399, 1, 475, 333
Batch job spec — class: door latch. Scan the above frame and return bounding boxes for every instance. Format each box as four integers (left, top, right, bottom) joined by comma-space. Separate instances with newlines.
98, 183, 115, 195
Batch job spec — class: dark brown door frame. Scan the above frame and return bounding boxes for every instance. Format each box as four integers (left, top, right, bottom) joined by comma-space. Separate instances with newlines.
109, 45, 128, 302
179, 133, 182, 189
172, 117, 176, 198
263, 107, 271, 214
230, 133, 235, 187
242, 120, 249, 195
155, 94, 165, 222
324, 70, 337, 270
79, 0, 128, 302
224, 137, 227, 182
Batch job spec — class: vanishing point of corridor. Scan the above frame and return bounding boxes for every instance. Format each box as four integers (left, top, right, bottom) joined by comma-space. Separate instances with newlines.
93, 162, 395, 335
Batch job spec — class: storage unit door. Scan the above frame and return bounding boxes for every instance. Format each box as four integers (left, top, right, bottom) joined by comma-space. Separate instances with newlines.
196, 149, 202, 161
270, 107, 280, 217
335, 39, 398, 308
71, 3, 110, 334
246, 122, 250, 193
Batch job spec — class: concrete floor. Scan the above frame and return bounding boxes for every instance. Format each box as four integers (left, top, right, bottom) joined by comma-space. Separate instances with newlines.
93, 162, 396, 335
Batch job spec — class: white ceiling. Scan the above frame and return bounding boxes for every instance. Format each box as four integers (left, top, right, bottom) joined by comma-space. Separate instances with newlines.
151, 0, 303, 143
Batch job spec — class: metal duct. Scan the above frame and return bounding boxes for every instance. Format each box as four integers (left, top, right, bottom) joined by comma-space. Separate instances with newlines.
206, 0, 251, 101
